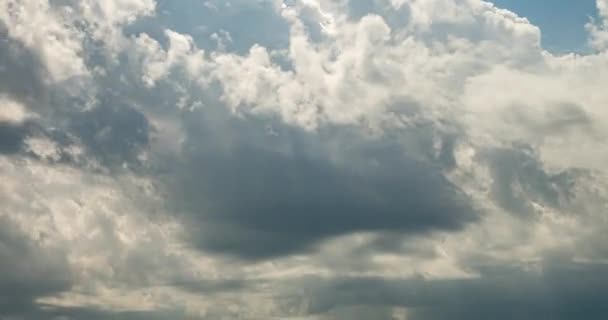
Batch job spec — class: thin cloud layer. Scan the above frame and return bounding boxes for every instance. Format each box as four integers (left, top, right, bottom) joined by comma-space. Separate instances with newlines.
1, 0, 608, 319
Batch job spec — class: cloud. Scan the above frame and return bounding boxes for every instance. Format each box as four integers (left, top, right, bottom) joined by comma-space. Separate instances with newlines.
166, 106, 477, 259
1, 0, 608, 318
0, 121, 32, 154
0, 0, 87, 82
283, 262, 608, 320
479, 144, 582, 217
0, 29, 47, 105
67, 93, 151, 166
588, 0, 608, 50
0, 216, 71, 316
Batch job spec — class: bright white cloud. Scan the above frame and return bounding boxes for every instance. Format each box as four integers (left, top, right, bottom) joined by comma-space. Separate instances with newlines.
0, 0, 87, 81
0, 96, 29, 123
589, 0, 608, 50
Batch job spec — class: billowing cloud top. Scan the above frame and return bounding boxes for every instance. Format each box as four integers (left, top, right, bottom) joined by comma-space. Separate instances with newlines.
1, 0, 608, 319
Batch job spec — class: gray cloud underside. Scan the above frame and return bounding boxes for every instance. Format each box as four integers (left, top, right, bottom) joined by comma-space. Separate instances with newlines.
0, 217, 71, 317
169, 105, 477, 259
286, 262, 608, 320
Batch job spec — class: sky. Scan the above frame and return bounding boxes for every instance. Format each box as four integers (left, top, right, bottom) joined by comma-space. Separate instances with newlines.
492, 0, 599, 52
1, 0, 608, 319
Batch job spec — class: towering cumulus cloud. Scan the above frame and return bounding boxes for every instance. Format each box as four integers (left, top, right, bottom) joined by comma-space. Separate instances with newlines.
1, 0, 608, 319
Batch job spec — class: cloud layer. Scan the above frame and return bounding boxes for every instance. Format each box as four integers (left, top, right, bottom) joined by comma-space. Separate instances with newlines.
1, 0, 608, 319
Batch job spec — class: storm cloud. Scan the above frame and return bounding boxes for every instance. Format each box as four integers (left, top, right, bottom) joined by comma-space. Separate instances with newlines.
170, 108, 477, 259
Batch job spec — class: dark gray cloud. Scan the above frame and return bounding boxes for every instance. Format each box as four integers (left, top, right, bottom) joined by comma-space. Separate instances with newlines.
285, 262, 608, 320
165, 105, 478, 260
0, 121, 28, 154
0, 217, 72, 317
68, 94, 151, 167
4, 304, 196, 320
0, 120, 64, 157
0, 25, 47, 106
